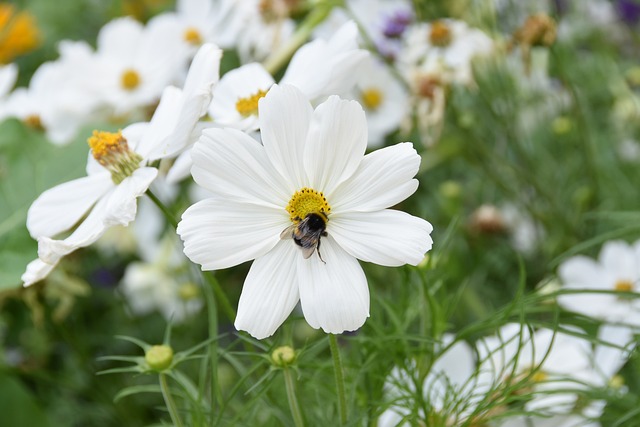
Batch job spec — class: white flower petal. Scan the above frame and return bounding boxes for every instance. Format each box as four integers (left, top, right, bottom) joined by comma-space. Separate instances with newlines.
37, 195, 112, 263
297, 236, 369, 334
259, 84, 313, 190
234, 241, 300, 339
165, 149, 193, 184
178, 198, 288, 270
599, 240, 639, 281
558, 256, 605, 290
330, 143, 420, 213
22, 258, 57, 287
191, 128, 290, 207
304, 95, 367, 194
27, 173, 113, 239
104, 167, 158, 226
330, 210, 433, 267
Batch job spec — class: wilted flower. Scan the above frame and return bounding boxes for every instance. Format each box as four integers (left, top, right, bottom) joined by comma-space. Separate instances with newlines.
178, 84, 433, 339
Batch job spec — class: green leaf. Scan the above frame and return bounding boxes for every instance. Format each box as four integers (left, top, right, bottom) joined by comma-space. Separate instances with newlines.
0, 119, 88, 289
0, 372, 51, 426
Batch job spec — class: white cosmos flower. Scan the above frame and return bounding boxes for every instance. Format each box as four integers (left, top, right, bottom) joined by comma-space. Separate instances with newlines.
208, 21, 369, 131
478, 324, 596, 415
5, 41, 103, 144
178, 83, 433, 339
21, 44, 222, 287
0, 63, 18, 120
379, 335, 497, 427
90, 17, 187, 115
400, 18, 494, 86
557, 239, 640, 326
148, 0, 241, 56
348, 59, 409, 147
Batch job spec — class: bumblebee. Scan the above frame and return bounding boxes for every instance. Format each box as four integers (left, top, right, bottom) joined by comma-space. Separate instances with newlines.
280, 212, 328, 262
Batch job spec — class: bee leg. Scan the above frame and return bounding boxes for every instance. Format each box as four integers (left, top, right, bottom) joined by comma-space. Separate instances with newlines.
316, 239, 327, 264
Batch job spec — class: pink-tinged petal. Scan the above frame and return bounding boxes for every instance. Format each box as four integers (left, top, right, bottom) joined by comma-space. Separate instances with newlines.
191, 128, 290, 207
178, 198, 288, 270
235, 241, 300, 339
104, 167, 158, 226
22, 258, 57, 287
329, 143, 420, 213
27, 173, 113, 239
599, 240, 639, 281
330, 210, 433, 267
259, 84, 313, 190
297, 236, 369, 334
304, 96, 367, 194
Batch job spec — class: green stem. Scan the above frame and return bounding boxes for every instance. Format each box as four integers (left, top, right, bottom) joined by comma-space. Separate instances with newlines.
204, 271, 236, 322
160, 373, 185, 427
201, 273, 222, 422
146, 190, 178, 229
283, 368, 305, 427
329, 334, 347, 425
262, 1, 337, 74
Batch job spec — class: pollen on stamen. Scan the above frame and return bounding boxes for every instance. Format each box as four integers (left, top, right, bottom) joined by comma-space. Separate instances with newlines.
235, 89, 268, 117
121, 69, 141, 91
361, 88, 383, 111
87, 130, 142, 184
429, 20, 452, 47
285, 187, 331, 223
183, 27, 202, 45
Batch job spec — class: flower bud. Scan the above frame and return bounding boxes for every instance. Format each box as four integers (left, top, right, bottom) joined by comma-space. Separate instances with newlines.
145, 345, 174, 371
271, 346, 296, 367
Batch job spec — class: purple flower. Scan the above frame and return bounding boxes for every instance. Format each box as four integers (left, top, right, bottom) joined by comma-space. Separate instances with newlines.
382, 10, 413, 39
617, 0, 640, 25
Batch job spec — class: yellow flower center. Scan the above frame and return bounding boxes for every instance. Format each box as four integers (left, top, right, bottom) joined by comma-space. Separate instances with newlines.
0, 4, 40, 64
183, 27, 202, 45
285, 187, 331, 223
530, 370, 548, 383
121, 68, 141, 91
361, 88, 383, 110
87, 130, 142, 184
429, 20, 452, 47
24, 114, 43, 131
235, 89, 268, 117
615, 279, 634, 293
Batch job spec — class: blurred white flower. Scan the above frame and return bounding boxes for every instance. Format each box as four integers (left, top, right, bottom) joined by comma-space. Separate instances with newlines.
120, 234, 203, 323
178, 84, 432, 339
90, 17, 188, 116
231, 0, 296, 62
5, 41, 103, 144
557, 239, 640, 325
500, 203, 545, 255
21, 44, 222, 286
0, 63, 17, 120
349, 59, 409, 147
400, 18, 494, 86
148, 0, 242, 56
379, 335, 497, 426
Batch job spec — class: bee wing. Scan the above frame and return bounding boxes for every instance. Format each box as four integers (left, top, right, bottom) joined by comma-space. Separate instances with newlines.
300, 245, 316, 259
280, 224, 296, 240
